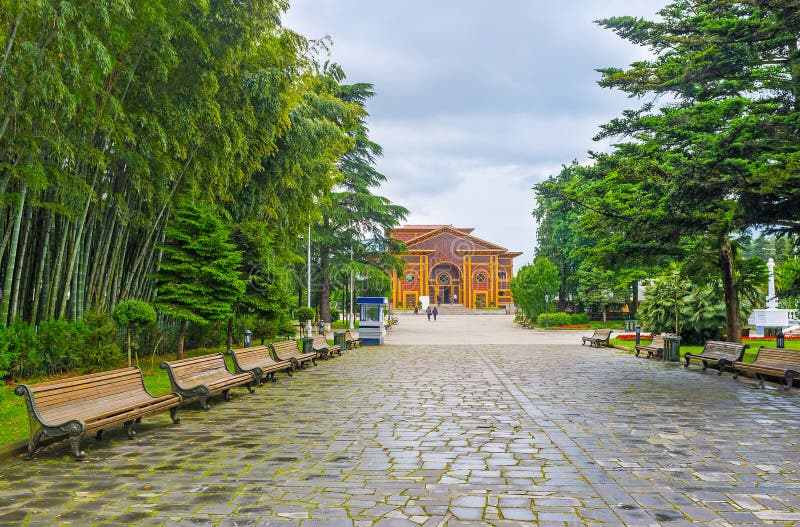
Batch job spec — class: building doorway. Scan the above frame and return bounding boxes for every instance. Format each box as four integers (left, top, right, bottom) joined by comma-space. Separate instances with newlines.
430, 263, 462, 305
439, 286, 450, 305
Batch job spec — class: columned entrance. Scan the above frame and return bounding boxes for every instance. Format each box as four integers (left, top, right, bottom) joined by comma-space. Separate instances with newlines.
389, 225, 521, 310
430, 263, 461, 305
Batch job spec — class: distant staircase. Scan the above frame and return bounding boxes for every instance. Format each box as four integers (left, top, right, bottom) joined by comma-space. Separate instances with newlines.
394, 304, 509, 315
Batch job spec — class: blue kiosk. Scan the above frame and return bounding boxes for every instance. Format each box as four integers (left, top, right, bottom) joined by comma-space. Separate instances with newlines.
357, 297, 388, 345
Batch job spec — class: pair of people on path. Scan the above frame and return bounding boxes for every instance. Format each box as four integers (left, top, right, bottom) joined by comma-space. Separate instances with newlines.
425, 306, 438, 321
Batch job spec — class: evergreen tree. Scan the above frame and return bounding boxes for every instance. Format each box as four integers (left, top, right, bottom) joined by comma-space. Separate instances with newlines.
154, 200, 245, 358
313, 71, 408, 323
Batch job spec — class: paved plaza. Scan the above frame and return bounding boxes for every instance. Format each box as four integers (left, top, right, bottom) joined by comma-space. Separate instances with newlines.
2, 314, 800, 526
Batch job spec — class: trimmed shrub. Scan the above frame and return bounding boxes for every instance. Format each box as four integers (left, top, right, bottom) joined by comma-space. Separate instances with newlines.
536, 312, 571, 327
297, 307, 315, 323
569, 312, 590, 325
329, 307, 340, 321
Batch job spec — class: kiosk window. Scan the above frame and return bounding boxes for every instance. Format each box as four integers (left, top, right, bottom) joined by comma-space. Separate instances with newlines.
364, 305, 381, 322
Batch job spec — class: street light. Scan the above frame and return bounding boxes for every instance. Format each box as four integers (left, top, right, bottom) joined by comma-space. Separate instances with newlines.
306, 217, 313, 338
349, 247, 354, 329
545, 294, 550, 328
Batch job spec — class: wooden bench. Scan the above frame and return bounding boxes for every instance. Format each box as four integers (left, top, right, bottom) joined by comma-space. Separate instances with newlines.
14, 367, 181, 460
635, 334, 668, 359
160, 353, 255, 409
733, 347, 800, 390
684, 340, 748, 374
344, 329, 361, 349
312, 334, 341, 359
269, 339, 317, 369
581, 328, 612, 347
228, 345, 293, 385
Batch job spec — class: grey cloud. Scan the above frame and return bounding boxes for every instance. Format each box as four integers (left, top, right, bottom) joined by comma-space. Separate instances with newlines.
284, 0, 666, 259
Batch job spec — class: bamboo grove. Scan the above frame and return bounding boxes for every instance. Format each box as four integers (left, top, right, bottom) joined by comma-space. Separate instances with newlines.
0, 2, 406, 337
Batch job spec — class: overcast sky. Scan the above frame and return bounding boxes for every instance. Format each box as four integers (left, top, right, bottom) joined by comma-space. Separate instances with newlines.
283, 1, 666, 266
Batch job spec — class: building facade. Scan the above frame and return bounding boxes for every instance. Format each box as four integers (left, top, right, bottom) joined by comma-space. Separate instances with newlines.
390, 225, 522, 310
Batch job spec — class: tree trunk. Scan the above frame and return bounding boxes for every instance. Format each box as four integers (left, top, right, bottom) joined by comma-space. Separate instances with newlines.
58, 172, 96, 319
719, 233, 742, 343
127, 324, 133, 368
177, 319, 186, 360
32, 209, 54, 324
1, 180, 27, 326
318, 219, 331, 323
77, 215, 95, 320
47, 214, 69, 320
227, 316, 234, 350
9, 203, 32, 322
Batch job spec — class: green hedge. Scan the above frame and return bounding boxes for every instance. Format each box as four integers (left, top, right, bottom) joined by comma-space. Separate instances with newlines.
536, 312, 571, 326
0, 313, 122, 380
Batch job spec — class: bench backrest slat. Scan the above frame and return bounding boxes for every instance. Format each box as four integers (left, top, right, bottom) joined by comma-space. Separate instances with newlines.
230, 345, 278, 368
752, 347, 800, 368
594, 329, 611, 337
165, 353, 230, 381
25, 368, 146, 408
701, 340, 747, 361
271, 340, 300, 353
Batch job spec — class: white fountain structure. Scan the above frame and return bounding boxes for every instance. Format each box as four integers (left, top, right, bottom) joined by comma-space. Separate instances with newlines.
747, 258, 798, 336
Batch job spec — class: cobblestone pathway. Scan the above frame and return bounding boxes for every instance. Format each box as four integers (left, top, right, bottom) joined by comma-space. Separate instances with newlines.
2, 315, 800, 526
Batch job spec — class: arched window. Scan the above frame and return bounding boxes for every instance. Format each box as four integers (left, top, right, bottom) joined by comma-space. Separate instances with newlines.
498, 271, 508, 280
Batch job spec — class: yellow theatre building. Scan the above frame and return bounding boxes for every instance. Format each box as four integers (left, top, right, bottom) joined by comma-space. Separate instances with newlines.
389, 225, 522, 310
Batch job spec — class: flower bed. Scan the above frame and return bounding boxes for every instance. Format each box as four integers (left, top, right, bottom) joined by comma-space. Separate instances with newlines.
743, 335, 800, 341
615, 334, 652, 340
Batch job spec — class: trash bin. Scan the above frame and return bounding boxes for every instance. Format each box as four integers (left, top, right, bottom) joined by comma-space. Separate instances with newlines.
663, 335, 681, 362
776, 331, 785, 349
301, 337, 313, 354
334, 331, 346, 350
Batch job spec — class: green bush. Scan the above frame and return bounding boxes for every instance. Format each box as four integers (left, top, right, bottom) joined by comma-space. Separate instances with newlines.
36, 319, 87, 374
0, 325, 23, 379
329, 307, 340, 321
570, 312, 590, 324
0, 314, 121, 380
297, 307, 315, 323
81, 311, 122, 370
9, 320, 46, 379
536, 312, 571, 326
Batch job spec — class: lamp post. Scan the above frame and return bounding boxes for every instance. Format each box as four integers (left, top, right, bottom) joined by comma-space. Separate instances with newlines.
545, 294, 550, 328
305, 219, 312, 338
349, 247, 355, 329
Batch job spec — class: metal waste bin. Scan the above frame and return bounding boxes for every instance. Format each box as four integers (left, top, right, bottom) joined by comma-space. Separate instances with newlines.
663, 335, 681, 362
333, 331, 346, 350
302, 337, 313, 354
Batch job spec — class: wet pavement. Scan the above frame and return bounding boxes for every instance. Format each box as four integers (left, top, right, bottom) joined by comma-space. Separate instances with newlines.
2, 314, 800, 526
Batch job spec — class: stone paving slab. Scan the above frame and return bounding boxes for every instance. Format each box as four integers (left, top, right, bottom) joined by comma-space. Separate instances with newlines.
2, 315, 800, 526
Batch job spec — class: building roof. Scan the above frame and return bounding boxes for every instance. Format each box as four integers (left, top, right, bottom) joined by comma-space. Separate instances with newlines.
391, 224, 521, 258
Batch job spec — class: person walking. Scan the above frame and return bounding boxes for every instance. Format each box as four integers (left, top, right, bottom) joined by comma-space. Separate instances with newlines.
432, 306, 438, 321
425, 306, 432, 321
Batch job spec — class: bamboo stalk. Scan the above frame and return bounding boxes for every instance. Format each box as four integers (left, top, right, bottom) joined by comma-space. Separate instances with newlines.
1, 180, 27, 325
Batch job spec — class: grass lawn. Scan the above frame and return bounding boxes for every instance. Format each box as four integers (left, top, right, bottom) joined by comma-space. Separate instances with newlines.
612, 337, 800, 363
0, 338, 309, 449
331, 320, 359, 329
